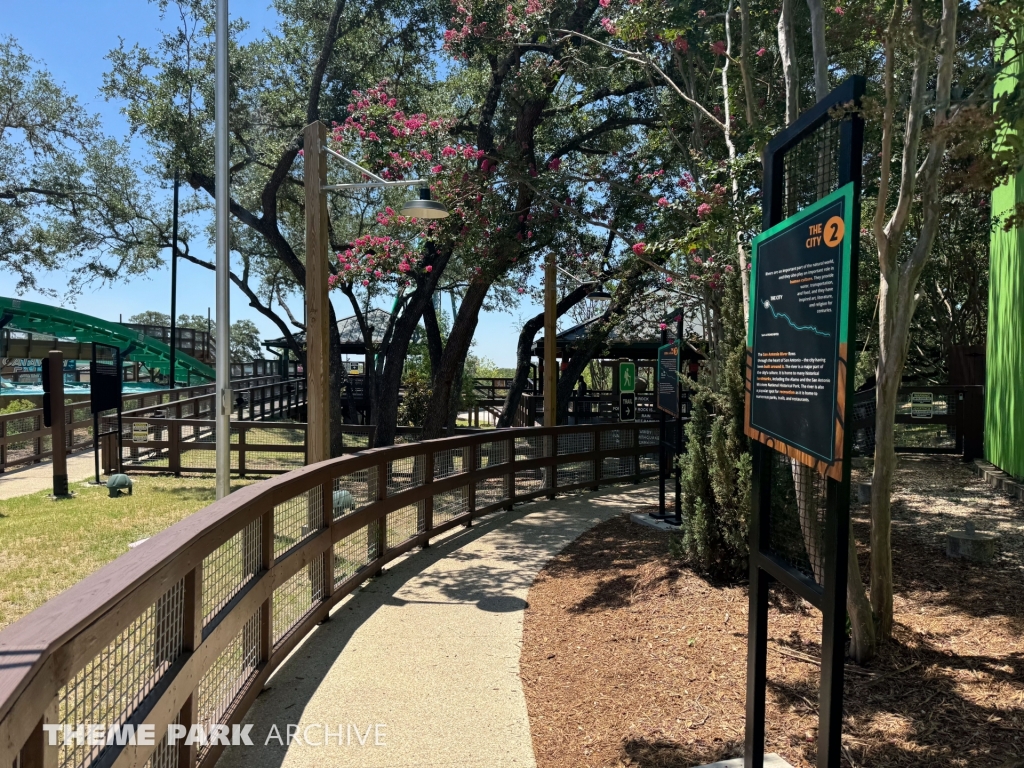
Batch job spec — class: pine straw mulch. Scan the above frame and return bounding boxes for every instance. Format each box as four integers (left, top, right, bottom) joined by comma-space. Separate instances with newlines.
520, 456, 1024, 768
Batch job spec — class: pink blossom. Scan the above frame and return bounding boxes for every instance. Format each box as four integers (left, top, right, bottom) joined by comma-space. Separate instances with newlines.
693, 256, 702, 265
659, 322, 667, 330
757, 47, 766, 57
361, 279, 370, 286
297, 149, 304, 157
442, 145, 458, 157
632, 242, 646, 255
697, 202, 713, 218
635, 222, 646, 232
600, 17, 617, 34
517, 287, 526, 294
711, 40, 727, 56
599, 0, 610, 6
690, 274, 700, 280
697, 9, 706, 17
833, 5, 844, 14
425, 265, 433, 273
431, 164, 443, 173
374, 269, 382, 278
657, 197, 670, 207
328, 274, 339, 287
725, 264, 734, 273
666, 276, 673, 283
548, 157, 561, 171
674, 315, 682, 322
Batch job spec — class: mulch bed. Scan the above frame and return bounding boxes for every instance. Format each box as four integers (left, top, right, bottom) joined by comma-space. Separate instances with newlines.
520, 456, 1024, 767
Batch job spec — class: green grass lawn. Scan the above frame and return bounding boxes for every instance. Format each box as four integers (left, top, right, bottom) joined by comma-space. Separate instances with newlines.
0, 474, 265, 630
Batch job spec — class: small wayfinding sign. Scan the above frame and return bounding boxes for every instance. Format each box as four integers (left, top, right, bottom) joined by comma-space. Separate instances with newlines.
619, 392, 636, 422
656, 342, 679, 416
744, 183, 854, 481
911, 392, 934, 419
132, 423, 149, 444
619, 362, 636, 393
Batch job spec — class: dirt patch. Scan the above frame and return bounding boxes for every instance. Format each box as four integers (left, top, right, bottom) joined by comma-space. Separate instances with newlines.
521, 456, 1024, 767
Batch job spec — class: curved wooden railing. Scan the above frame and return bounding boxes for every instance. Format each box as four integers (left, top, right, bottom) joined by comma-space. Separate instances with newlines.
0, 421, 667, 768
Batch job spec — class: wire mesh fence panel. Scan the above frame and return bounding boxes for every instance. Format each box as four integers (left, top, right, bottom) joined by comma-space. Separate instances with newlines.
557, 432, 594, 456
273, 486, 323, 558
56, 581, 184, 768
475, 476, 507, 508
514, 434, 549, 495
386, 504, 422, 549
142, 716, 178, 768
339, 431, 372, 451
334, 524, 375, 586
120, 422, 170, 470
599, 428, 633, 451
202, 517, 262, 626
782, 115, 842, 217
601, 455, 634, 479
638, 426, 659, 446
433, 447, 466, 480
768, 452, 827, 585
272, 558, 325, 648
557, 460, 594, 487
1, 412, 42, 464
476, 438, 509, 469
434, 486, 469, 524
333, 468, 376, 519
386, 455, 425, 496
239, 426, 306, 473
196, 610, 261, 762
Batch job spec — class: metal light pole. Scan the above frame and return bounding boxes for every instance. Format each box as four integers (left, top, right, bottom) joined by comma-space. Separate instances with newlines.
214, 0, 231, 498
169, 169, 179, 389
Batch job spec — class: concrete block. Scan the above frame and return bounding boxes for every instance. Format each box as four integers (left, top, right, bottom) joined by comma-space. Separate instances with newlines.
693, 755, 794, 768
947, 522, 999, 564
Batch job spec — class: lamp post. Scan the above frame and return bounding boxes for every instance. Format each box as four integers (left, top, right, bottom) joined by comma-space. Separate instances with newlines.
214, 0, 230, 499
303, 123, 448, 465
169, 169, 179, 389
543, 263, 611, 427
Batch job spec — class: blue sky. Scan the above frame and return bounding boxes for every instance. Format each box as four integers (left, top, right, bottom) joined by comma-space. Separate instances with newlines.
1, 0, 541, 368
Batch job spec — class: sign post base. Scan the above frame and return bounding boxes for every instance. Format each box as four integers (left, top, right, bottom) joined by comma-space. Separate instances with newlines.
692, 754, 794, 768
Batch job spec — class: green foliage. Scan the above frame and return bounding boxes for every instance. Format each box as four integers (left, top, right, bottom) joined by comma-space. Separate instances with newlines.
229, 319, 262, 363
675, 272, 750, 578
126, 311, 171, 326
0, 37, 164, 296
397, 367, 432, 427
0, 399, 35, 415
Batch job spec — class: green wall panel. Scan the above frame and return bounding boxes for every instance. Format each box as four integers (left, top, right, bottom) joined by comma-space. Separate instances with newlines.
987, 36, 1024, 479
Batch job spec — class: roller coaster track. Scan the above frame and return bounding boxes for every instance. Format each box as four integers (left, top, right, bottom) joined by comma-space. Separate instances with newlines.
0, 296, 215, 382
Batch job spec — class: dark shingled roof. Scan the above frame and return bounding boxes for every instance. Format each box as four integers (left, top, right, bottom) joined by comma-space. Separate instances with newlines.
263, 308, 392, 354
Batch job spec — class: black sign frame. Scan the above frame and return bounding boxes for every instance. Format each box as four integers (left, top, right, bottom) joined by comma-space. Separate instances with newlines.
744, 76, 864, 768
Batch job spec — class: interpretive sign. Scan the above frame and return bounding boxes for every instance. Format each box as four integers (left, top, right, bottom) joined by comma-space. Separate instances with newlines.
744, 182, 854, 480
911, 392, 934, 419
619, 392, 636, 422
656, 342, 679, 416
619, 362, 636, 393
132, 422, 150, 443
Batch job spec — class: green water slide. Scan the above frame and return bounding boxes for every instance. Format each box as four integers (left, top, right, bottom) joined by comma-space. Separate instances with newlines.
0, 296, 215, 383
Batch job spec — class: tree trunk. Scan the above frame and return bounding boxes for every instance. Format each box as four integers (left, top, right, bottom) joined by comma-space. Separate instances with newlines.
421, 280, 491, 440
777, 0, 800, 125
497, 283, 593, 428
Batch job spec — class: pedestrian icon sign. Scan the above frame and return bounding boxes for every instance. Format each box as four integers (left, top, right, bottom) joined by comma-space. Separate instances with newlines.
619, 362, 636, 393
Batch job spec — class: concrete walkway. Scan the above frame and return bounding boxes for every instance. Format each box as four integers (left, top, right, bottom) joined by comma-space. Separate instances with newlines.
0, 451, 98, 500
217, 483, 657, 768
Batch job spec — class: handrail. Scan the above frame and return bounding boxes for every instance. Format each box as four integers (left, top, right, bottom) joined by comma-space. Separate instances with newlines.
0, 420, 669, 768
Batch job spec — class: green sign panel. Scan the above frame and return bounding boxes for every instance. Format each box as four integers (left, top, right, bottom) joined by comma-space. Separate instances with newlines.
744, 182, 854, 480
619, 362, 636, 393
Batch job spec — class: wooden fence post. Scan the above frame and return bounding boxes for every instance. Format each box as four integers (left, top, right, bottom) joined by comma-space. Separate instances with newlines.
18, 698, 58, 768
505, 435, 516, 510
321, 479, 335, 617
169, 421, 181, 476
423, 449, 434, 546
177, 565, 203, 768
466, 442, 477, 526
260, 510, 275, 663
592, 426, 602, 489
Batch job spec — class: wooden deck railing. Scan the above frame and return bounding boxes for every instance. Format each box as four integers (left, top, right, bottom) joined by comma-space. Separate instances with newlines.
0, 421, 667, 768
0, 378, 302, 473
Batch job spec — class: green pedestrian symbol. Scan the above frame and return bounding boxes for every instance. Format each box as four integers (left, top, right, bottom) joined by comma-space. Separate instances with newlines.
619, 362, 636, 393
